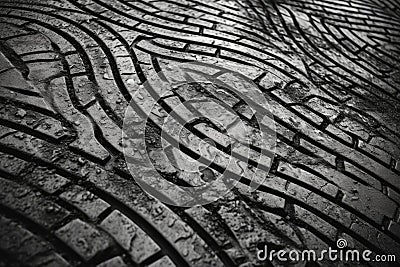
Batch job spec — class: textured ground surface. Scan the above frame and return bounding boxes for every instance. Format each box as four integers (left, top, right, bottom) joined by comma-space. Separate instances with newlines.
0, 0, 400, 266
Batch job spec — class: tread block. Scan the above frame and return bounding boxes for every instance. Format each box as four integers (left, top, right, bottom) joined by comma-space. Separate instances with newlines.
55, 219, 114, 261
100, 210, 160, 264
59, 185, 110, 220
0, 215, 70, 267
0, 177, 70, 229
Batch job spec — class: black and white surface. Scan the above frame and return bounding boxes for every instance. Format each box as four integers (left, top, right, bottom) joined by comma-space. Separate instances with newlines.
0, 0, 400, 266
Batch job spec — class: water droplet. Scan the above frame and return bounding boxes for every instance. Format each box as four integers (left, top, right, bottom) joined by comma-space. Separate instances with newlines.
351, 196, 359, 201
16, 109, 26, 118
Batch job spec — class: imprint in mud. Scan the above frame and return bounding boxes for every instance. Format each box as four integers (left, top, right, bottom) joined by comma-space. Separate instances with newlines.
123, 62, 276, 207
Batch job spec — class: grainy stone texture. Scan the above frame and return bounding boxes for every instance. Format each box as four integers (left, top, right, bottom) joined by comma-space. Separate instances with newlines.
0, 0, 399, 266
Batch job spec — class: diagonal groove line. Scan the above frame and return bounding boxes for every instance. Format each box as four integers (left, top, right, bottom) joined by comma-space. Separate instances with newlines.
0, 143, 191, 267
0, 85, 42, 97
0, 16, 124, 131
114, 166, 242, 266
263, 0, 399, 104
1, 84, 395, 266
137, 63, 399, 247
91, 19, 147, 86
0, 95, 57, 118
237, 193, 337, 248
137, 250, 164, 267
0, 0, 400, 264
3, 0, 396, 208
279, 4, 399, 101
269, 91, 395, 168
122, 0, 283, 45
0, 9, 125, 128
141, 72, 275, 173
56, 46, 124, 159
168, 206, 237, 266
65, 0, 311, 83
0, 169, 132, 266
0, 1, 88, 15
268, 91, 400, 194
81, 182, 191, 267
0, 14, 131, 162
0, 39, 29, 78
0, 118, 59, 144
145, 63, 398, 204
0, 203, 83, 265
310, 17, 395, 79
129, 93, 400, 247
